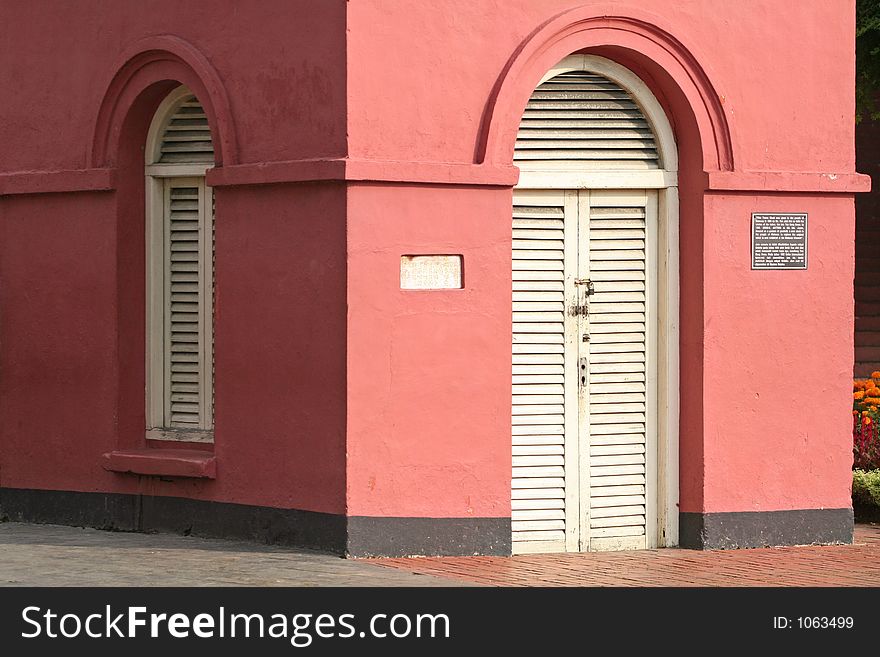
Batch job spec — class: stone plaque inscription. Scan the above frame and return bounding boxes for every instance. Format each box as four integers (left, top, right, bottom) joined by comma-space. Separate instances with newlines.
400, 255, 463, 289
751, 213, 807, 270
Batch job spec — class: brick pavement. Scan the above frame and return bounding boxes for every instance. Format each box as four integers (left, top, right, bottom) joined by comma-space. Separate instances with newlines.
372, 523, 880, 587
0, 522, 468, 587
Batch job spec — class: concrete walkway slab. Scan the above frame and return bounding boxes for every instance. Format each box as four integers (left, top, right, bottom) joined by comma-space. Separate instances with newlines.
373, 524, 880, 587
0, 523, 469, 587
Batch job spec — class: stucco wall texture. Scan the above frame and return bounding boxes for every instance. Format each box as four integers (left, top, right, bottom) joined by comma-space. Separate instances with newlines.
0, 1, 867, 540
344, 0, 862, 518
0, 0, 349, 515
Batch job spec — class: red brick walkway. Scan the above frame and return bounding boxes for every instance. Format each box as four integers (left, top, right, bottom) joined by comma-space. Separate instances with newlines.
372, 523, 880, 587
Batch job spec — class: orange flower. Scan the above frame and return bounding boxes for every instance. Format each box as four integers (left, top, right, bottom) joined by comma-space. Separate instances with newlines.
868, 388, 880, 397
872, 371, 880, 379
855, 391, 866, 400
864, 416, 872, 426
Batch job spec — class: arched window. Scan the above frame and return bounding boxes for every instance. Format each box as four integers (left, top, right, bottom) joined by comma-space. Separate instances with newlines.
144, 86, 215, 443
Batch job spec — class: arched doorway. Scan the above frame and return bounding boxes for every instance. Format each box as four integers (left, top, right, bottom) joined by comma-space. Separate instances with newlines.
511, 55, 679, 554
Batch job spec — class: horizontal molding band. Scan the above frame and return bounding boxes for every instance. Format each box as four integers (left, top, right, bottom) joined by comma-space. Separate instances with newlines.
207, 158, 346, 187
1, 165, 869, 195
206, 158, 522, 188
0, 168, 115, 196
0, 161, 519, 193
517, 169, 677, 190
705, 170, 871, 193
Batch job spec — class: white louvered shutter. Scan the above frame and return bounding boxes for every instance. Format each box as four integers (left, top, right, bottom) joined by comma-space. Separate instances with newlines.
585, 190, 656, 551
511, 191, 579, 553
515, 71, 659, 170
162, 179, 214, 433
147, 88, 216, 442
159, 96, 215, 164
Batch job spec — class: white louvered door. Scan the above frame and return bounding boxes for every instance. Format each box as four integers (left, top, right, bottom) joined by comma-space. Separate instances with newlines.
512, 188, 657, 554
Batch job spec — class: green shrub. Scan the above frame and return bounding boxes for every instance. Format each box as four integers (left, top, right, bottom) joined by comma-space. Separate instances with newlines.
853, 469, 880, 507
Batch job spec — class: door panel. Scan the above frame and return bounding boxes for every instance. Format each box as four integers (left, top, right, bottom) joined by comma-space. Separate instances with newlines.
582, 190, 656, 552
511, 190, 580, 553
512, 189, 657, 554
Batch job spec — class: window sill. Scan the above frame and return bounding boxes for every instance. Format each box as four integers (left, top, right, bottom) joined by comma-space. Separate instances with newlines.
102, 449, 216, 479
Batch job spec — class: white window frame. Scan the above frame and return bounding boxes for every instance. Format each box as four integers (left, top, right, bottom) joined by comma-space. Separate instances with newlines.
144, 86, 215, 443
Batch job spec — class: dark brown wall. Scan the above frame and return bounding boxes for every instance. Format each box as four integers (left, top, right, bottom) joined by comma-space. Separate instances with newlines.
855, 116, 880, 376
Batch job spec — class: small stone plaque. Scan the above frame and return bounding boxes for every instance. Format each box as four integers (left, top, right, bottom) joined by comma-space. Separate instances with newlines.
751, 213, 808, 270
400, 255, 463, 289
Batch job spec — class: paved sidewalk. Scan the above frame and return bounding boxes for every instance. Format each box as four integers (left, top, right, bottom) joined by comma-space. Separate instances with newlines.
373, 523, 880, 587
0, 523, 467, 587
4, 521, 879, 587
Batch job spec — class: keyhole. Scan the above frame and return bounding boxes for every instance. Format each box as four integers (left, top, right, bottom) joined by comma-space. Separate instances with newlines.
580, 362, 586, 385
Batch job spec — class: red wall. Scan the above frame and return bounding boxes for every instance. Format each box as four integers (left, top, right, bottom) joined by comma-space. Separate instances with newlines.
0, 0, 348, 171
0, 183, 348, 513
0, 193, 119, 490
212, 183, 347, 513
0, 1, 349, 514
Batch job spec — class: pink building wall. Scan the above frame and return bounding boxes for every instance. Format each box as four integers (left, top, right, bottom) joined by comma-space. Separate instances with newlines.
344, 0, 866, 549
0, 0, 869, 555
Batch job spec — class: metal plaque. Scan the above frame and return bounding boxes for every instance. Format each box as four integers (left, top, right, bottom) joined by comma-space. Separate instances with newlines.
751, 213, 808, 270
400, 255, 463, 289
